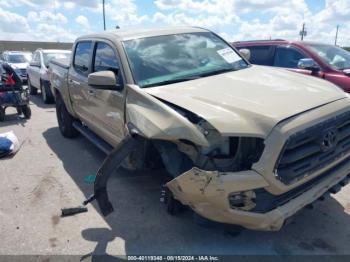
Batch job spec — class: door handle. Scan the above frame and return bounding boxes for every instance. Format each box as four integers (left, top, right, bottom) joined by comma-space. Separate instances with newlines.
69, 79, 81, 86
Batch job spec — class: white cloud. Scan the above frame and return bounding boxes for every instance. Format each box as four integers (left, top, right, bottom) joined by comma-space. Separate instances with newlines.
63, 2, 76, 9
75, 15, 90, 29
152, 11, 240, 28
0, 0, 349, 46
105, 0, 149, 26
28, 10, 68, 24
0, 0, 99, 9
0, 7, 30, 33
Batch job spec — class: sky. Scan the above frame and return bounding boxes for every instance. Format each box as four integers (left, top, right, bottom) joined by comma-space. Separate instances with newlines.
0, 0, 349, 46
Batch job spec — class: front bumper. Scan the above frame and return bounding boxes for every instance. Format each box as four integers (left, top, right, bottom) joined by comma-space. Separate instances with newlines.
19, 75, 27, 84
167, 156, 350, 231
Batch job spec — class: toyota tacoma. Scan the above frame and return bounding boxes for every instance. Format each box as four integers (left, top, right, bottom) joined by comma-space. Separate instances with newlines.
50, 27, 350, 231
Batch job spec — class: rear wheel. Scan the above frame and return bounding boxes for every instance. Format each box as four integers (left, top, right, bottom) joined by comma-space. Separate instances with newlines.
16, 107, 22, 115
22, 105, 31, 119
41, 80, 54, 104
28, 77, 37, 95
0, 107, 5, 121
56, 93, 79, 138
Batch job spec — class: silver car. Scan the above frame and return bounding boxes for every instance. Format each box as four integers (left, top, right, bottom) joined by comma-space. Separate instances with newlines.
0, 51, 32, 83
27, 49, 71, 103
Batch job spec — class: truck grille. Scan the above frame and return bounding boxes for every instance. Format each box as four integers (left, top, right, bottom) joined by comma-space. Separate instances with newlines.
275, 110, 350, 184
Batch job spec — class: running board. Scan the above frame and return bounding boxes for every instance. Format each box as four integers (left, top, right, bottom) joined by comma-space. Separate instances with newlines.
72, 121, 113, 155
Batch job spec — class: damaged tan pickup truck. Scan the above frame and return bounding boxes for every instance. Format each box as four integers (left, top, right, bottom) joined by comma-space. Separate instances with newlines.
50, 27, 350, 231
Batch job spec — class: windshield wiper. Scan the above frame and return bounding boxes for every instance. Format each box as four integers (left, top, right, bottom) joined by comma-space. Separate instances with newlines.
142, 76, 201, 88
198, 68, 236, 77
141, 68, 237, 88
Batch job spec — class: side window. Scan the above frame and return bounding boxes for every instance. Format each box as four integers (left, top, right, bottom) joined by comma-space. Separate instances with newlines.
33, 52, 40, 63
241, 45, 274, 65
93, 42, 119, 75
73, 41, 92, 75
273, 46, 307, 68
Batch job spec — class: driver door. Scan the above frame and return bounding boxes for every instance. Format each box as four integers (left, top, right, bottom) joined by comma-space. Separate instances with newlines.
88, 41, 125, 146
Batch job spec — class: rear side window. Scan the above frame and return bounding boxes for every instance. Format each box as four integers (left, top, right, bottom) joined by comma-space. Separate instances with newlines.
73, 41, 92, 74
33, 52, 40, 63
93, 42, 119, 74
273, 46, 307, 68
241, 45, 275, 65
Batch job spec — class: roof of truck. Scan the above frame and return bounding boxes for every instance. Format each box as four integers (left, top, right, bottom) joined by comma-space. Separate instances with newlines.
77, 26, 210, 42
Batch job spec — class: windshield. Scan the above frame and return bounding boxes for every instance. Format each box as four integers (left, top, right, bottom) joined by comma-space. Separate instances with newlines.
7, 54, 30, 63
43, 52, 71, 65
123, 32, 248, 88
307, 44, 350, 70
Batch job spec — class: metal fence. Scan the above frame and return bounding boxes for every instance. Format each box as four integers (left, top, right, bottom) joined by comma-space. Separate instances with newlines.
0, 41, 73, 52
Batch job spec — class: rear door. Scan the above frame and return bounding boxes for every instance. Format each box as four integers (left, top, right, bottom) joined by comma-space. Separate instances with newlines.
88, 41, 125, 146
68, 41, 97, 127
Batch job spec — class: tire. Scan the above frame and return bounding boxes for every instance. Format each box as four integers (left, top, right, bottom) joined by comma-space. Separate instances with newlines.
56, 93, 79, 138
41, 80, 54, 104
28, 77, 37, 95
0, 107, 5, 122
22, 105, 31, 119
16, 107, 22, 115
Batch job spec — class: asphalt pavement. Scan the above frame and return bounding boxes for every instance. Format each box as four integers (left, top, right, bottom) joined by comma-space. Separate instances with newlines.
0, 95, 350, 259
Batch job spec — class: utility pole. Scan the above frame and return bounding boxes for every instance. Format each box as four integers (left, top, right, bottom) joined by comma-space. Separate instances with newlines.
335, 25, 339, 46
299, 23, 307, 41
103, 0, 106, 31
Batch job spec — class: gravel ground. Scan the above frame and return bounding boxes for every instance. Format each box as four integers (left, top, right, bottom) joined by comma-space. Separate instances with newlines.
0, 95, 350, 259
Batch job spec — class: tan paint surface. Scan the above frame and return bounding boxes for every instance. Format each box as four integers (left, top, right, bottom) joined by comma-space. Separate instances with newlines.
145, 65, 346, 138
52, 27, 350, 231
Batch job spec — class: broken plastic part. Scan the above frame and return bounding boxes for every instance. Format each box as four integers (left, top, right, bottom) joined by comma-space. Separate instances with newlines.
61, 206, 88, 217
91, 134, 141, 216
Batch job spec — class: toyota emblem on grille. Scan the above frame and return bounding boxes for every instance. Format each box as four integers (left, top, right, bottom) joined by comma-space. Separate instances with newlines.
321, 129, 338, 152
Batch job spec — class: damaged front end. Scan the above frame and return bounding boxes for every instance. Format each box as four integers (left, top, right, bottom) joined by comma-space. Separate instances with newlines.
86, 85, 270, 225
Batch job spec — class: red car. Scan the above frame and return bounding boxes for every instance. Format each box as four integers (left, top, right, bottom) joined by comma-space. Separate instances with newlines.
232, 40, 350, 93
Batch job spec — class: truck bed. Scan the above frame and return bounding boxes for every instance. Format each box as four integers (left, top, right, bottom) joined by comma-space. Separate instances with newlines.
50, 57, 70, 69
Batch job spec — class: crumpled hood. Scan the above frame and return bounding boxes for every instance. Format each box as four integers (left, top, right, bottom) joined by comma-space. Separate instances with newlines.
144, 65, 346, 138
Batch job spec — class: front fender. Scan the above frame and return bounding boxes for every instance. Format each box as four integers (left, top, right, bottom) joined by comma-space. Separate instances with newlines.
125, 84, 209, 147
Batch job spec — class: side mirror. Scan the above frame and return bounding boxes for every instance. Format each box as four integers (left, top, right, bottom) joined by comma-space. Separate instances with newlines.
88, 70, 121, 90
239, 48, 251, 61
30, 61, 41, 68
297, 58, 320, 72
343, 69, 350, 76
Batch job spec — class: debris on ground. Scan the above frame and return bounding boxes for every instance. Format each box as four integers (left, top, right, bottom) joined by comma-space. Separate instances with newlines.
84, 174, 96, 184
0, 131, 20, 158
61, 206, 88, 217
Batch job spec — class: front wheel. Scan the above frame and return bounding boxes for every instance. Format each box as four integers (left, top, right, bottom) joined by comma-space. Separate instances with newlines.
28, 77, 37, 95
22, 105, 31, 119
56, 93, 79, 138
41, 80, 54, 104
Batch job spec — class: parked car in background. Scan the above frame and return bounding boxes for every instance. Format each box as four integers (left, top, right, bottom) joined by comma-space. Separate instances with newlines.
50, 27, 350, 231
27, 49, 71, 103
233, 40, 350, 93
0, 51, 32, 83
